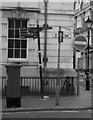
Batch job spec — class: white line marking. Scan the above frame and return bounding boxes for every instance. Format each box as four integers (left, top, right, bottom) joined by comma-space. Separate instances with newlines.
37, 110, 79, 113
2, 110, 79, 114
62, 110, 79, 113
2, 112, 12, 115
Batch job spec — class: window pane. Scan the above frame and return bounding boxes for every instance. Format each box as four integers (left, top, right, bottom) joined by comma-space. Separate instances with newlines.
21, 40, 27, 48
8, 39, 14, 48
9, 20, 14, 28
22, 20, 27, 28
15, 30, 20, 38
8, 29, 14, 38
15, 49, 20, 58
15, 40, 20, 48
8, 49, 13, 58
21, 50, 26, 58
15, 20, 20, 28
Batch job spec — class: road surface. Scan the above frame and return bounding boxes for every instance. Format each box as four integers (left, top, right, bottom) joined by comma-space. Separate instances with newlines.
1, 109, 92, 118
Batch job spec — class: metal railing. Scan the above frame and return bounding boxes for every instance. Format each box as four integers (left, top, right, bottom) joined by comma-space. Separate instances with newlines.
1, 76, 76, 97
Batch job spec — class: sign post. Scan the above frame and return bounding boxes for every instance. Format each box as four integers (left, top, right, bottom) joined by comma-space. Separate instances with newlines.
19, 23, 52, 98
74, 35, 87, 95
19, 25, 43, 98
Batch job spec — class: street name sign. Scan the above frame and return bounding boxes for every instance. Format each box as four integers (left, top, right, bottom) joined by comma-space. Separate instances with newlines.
74, 35, 87, 52
19, 24, 52, 39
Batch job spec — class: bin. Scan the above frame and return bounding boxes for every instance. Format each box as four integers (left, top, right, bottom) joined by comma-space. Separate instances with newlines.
5, 64, 21, 108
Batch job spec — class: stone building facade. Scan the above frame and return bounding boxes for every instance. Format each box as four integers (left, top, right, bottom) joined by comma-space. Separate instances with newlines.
74, 0, 93, 79
0, 1, 75, 77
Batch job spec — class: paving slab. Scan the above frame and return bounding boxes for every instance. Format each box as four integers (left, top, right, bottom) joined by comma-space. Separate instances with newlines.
1, 87, 92, 113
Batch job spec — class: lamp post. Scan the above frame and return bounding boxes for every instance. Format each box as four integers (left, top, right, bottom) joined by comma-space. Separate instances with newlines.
56, 27, 63, 105
85, 16, 93, 90
43, 0, 48, 98
37, 20, 44, 98
56, 27, 61, 105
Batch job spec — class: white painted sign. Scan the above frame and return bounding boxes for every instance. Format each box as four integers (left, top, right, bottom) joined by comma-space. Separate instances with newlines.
74, 35, 87, 52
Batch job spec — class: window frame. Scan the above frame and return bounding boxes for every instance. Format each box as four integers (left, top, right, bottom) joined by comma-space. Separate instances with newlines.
7, 18, 28, 62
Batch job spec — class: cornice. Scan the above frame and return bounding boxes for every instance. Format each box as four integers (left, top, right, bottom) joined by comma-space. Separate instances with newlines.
40, 9, 75, 15
0, 6, 40, 13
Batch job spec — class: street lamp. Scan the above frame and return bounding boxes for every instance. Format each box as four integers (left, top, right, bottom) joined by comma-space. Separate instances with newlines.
56, 27, 63, 105
85, 16, 93, 90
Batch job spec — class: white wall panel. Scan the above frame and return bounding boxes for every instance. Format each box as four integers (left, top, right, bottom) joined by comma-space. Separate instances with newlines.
43, 50, 73, 57
39, 14, 71, 21
28, 39, 38, 62
40, 38, 58, 44
47, 62, 73, 68
40, 44, 73, 51
60, 63, 73, 68
39, 20, 73, 27
1, 18, 8, 64
46, 56, 73, 63
60, 56, 73, 63
39, 2, 74, 11
2, 23, 8, 37
0, 11, 2, 18
2, 49, 7, 63
1, 37, 7, 49
0, 37, 2, 49
60, 44, 73, 50
0, 49, 2, 63
47, 63, 57, 68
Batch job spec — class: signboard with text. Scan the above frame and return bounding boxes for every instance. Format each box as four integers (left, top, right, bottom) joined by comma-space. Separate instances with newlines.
74, 36, 87, 52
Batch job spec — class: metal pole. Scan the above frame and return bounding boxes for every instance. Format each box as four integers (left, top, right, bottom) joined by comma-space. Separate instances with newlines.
77, 54, 79, 95
43, 0, 48, 96
37, 20, 44, 98
86, 29, 90, 90
56, 26, 61, 105
73, 43, 76, 69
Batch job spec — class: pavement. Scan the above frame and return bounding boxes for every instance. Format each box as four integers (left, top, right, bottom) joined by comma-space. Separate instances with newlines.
1, 86, 92, 113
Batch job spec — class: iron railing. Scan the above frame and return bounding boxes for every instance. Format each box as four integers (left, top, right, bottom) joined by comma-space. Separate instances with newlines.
1, 76, 76, 97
